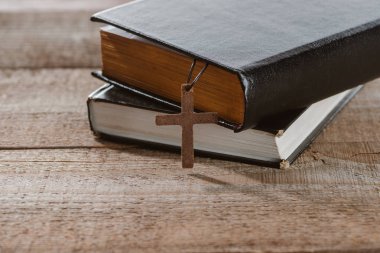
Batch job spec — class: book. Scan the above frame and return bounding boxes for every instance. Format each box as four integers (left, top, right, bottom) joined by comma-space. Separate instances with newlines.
99, 26, 243, 124
91, 0, 380, 131
87, 84, 362, 168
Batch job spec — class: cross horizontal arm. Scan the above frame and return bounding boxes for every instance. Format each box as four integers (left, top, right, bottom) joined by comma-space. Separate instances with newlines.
156, 114, 183, 126
192, 112, 218, 124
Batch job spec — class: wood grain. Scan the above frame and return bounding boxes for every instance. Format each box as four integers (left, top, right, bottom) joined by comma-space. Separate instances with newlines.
0, 0, 128, 12
1, 0, 380, 252
0, 0, 127, 68
0, 148, 379, 252
0, 69, 101, 148
0, 12, 101, 68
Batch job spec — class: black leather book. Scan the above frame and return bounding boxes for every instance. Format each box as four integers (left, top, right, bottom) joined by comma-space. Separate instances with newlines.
87, 84, 361, 168
91, 0, 380, 131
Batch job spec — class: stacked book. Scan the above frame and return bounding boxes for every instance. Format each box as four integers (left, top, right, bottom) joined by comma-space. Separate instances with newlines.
87, 0, 380, 168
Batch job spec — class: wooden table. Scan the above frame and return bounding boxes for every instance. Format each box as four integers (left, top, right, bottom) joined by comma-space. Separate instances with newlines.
1, 1, 379, 252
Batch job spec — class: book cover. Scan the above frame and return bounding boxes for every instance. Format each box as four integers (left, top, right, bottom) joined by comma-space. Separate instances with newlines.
91, 0, 380, 131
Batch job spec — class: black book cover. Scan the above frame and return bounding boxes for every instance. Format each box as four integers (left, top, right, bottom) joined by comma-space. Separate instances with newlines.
91, 0, 380, 131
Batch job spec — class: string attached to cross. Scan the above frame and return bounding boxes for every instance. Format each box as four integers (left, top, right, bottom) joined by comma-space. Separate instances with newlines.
155, 59, 218, 168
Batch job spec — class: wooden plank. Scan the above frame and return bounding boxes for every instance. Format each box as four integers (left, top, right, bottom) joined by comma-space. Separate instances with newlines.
0, 111, 104, 148
317, 80, 380, 143
0, 148, 379, 252
0, 0, 128, 68
0, 12, 102, 68
0, 0, 127, 12
0, 69, 102, 148
298, 142, 380, 166
0, 69, 100, 113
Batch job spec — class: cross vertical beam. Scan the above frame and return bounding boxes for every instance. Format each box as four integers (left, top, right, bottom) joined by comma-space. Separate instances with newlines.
156, 84, 218, 168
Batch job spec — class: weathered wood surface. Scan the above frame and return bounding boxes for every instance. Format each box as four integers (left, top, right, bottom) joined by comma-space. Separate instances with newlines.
0, 0, 129, 12
0, 1, 379, 252
0, 0, 127, 68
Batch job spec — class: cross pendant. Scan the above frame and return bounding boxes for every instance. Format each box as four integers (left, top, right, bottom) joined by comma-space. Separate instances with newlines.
156, 84, 218, 168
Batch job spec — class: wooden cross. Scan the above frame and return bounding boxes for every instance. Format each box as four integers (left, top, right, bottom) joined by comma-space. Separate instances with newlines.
156, 84, 218, 168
